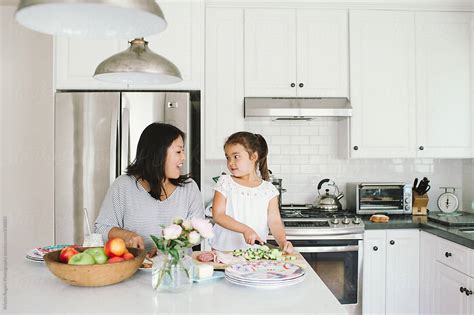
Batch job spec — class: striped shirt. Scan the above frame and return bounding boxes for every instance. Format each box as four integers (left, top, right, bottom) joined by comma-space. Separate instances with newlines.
94, 175, 204, 251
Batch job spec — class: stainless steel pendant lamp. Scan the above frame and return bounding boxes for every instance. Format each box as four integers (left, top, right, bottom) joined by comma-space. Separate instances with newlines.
15, 0, 167, 39
93, 38, 182, 85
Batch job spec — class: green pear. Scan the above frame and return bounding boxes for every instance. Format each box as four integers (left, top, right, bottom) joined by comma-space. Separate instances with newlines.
68, 252, 96, 265
83, 248, 108, 264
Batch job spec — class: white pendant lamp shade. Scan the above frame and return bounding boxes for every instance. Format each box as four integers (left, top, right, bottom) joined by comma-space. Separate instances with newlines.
93, 38, 182, 85
15, 0, 167, 39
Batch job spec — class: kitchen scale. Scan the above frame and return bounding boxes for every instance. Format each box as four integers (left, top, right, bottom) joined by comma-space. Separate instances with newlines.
436, 187, 461, 217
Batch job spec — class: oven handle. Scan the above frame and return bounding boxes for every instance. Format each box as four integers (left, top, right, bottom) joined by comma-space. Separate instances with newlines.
294, 245, 359, 253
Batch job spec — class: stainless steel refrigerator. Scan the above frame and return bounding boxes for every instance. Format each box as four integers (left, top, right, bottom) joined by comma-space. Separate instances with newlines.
54, 91, 200, 245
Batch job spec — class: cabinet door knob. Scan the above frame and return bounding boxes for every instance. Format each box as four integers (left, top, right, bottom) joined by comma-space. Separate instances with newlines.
373, 246, 378, 251
460, 287, 465, 293
466, 289, 472, 296
290, 83, 296, 87
445, 252, 452, 258
389, 240, 395, 245
353, 146, 359, 150
299, 83, 304, 88
419, 146, 424, 150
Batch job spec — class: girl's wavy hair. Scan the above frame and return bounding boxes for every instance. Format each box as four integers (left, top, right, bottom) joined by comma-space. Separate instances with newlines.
224, 131, 270, 181
126, 122, 190, 200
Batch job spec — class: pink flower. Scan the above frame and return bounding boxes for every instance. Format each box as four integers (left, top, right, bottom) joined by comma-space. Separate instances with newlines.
188, 231, 201, 245
162, 224, 182, 240
191, 218, 214, 239
182, 220, 193, 231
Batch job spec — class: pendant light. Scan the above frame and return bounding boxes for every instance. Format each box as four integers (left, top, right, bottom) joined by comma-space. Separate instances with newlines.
15, 0, 167, 39
93, 38, 182, 85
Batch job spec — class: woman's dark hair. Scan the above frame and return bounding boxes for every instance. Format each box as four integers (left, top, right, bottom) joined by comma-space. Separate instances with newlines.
224, 131, 270, 181
126, 122, 190, 200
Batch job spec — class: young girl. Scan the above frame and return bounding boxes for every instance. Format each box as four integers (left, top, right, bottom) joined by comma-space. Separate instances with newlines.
210, 131, 293, 253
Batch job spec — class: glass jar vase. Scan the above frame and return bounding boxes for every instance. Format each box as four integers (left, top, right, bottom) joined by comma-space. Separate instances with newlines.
152, 248, 193, 293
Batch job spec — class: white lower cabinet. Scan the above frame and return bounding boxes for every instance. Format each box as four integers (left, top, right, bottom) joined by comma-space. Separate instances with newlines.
363, 229, 419, 314
435, 262, 472, 315
421, 231, 474, 315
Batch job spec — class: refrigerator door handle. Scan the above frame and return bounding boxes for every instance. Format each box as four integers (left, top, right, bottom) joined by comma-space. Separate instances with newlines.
121, 107, 130, 174
109, 105, 119, 185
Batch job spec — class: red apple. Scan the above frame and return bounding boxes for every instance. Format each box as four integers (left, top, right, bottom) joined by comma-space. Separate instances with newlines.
104, 238, 126, 257
59, 246, 79, 263
122, 252, 134, 260
108, 256, 125, 263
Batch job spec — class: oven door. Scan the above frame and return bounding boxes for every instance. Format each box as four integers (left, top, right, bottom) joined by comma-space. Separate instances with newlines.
358, 184, 405, 212
292, 239, 361, 307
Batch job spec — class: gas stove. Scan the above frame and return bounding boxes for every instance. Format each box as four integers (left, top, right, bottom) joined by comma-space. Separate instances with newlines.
279, 204, 364, 238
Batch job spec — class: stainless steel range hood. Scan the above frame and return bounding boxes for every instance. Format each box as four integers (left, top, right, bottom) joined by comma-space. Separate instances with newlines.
244, 97, 352, 119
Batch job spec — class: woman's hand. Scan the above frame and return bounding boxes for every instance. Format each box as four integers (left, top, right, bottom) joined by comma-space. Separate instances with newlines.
146, 247, 157, 259
281, 240, 294, 254
123, 231, 145, 249
242, 227, 263, 245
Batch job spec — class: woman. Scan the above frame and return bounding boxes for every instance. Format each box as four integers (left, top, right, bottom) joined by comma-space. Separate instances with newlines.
94, 122, 204, 253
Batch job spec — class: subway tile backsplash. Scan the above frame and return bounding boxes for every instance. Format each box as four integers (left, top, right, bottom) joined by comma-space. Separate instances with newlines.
203, 118, 465, 212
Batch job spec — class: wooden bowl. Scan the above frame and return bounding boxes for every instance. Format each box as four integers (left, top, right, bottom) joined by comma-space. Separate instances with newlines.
44, 247, 146, 287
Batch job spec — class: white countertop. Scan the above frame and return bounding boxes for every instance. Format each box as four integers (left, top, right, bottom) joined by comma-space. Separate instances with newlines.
5, 253, 346, 314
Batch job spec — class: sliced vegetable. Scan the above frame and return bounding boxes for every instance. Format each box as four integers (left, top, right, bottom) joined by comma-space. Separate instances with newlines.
232, 245, 294, 261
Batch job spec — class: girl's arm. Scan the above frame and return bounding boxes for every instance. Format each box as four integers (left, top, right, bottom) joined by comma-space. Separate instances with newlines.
267, 196, 294, 253
212, 191, 263, 244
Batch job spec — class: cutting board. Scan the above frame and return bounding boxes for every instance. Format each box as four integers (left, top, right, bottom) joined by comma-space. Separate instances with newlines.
192, 251, 307, 270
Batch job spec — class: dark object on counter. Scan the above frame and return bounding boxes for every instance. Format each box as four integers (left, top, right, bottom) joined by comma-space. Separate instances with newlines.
269, 170, 286, 208
414, 177, 431, 195
313, 178, 344, 212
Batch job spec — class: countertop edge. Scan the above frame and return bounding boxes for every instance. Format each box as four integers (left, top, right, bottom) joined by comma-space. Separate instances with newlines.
362, 215, 474, 249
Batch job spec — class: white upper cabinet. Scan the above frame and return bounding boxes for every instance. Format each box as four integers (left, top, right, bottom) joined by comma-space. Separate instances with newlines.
244, 9, 296, 97
54, 1, 203, 90
205, 8, 244, 160
349, 10, 416, 158
297, 10, 349, 97
244, 9, 348, 97
349, 10, 473, 158
415, 12, 473, 158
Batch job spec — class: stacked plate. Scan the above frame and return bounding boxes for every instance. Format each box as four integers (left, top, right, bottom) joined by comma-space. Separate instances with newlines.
25, 244, 74, 263
224, 260, 305, 288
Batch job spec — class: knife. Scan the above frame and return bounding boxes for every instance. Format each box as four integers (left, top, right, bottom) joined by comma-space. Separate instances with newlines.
416, 177, 430, 195
413, 178, 419, 191
255, 240, 279, 250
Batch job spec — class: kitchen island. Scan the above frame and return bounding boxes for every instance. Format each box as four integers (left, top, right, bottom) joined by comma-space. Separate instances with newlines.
5, 253, 346, 314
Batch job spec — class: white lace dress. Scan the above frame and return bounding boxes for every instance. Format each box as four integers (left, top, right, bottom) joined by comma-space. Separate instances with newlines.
209, 175, 279, 251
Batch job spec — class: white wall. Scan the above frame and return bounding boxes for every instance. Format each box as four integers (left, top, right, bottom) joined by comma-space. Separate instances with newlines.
0, 5, 54, 257
203, 117, 464, 211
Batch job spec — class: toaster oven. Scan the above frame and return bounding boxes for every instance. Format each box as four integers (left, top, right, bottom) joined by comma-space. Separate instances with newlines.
347, 183, 412, 215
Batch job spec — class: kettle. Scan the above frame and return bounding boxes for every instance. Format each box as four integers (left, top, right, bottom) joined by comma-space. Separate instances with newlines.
313, 178, 344, 212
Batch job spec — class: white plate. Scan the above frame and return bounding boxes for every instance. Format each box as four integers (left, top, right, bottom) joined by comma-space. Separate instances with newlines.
225, 274, 305, 288
225, 261, 305, 282
225, 271, 305, 284
139, 260, 153, 271
25, 244, 74, 262
25, 256, 45, 263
